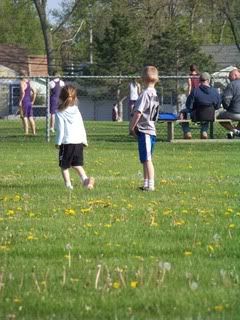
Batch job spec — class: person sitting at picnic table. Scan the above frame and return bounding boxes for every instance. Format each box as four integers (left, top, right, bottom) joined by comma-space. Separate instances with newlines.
217, 69, 240, 139
180, 72, 221, 139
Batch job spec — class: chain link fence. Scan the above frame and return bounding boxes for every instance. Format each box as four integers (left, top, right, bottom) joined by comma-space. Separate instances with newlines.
0, 75, 230, 141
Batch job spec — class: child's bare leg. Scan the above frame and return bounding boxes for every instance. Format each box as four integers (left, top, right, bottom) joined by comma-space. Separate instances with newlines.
61, 168, 72, 189
72, 166, 87, 183
143, 163, 149, 188
72, 166, 95, 189
50, 114, 55, 130
29, 117, 36, 135
144, 160, 155, 190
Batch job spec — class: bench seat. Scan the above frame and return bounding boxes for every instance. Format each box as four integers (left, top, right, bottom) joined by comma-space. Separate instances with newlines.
159, 119, 233, 142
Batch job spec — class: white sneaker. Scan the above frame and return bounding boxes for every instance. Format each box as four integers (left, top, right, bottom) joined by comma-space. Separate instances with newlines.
83, 177, 95, 190
50, 128, 55, 133
233, 129, 240, 137
148, 187, 155, 192
227, 131, 234, 139
66, 184, 73, 190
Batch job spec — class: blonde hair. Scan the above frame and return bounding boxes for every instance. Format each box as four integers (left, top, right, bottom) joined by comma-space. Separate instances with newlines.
58, 85, 77, 111
142, 66, 159, 84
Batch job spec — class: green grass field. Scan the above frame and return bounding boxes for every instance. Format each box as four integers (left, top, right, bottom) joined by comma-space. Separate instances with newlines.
0, 120, 240, 320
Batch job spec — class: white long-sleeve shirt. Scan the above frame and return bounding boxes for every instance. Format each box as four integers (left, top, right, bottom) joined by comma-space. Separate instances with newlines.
55, 105, 88, 146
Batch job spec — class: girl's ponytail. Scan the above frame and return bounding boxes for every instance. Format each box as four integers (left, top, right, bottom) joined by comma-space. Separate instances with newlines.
58, 85, 77, 111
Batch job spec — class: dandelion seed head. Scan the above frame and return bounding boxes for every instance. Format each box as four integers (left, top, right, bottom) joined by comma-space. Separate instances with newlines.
66, 243, 72, 251
190, 281, 198, 291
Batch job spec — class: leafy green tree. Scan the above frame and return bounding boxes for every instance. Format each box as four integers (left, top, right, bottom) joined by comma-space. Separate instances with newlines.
94, 13, 144, 75
0, 0, 45, 54
146, 23, 216, 75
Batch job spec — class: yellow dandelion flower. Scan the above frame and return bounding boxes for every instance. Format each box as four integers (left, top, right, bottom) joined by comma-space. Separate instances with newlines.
150, 215, 158, 227
150, 221, 158, 227
160, 179, 167, 184
84, 223, 93, 228
14, 195, 21, 202
214, 305, 224, 312
0, 245, 10, 251
227, 208, 233, 213
7, 209, 15, 216
224, 211, 231, 216
174, 219, 185, 226
130, 281, 138, 288
184, 251, 192, 256
228, 224, 235, 229
104, 224, 112, 228
207, 245, 214, 252
163, 209, 172, 216
81, 207, 91, 214
27, 233, 37, 240
64, 208, 76, 216
113, 281, 120, 289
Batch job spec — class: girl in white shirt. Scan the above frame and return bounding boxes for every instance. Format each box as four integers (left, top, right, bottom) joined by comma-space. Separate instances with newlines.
55, 85, 94, 190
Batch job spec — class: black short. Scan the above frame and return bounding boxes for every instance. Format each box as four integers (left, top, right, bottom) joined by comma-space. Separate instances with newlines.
59, 144, 84, 169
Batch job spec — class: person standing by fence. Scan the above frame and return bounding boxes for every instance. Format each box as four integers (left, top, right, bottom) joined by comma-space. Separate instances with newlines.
49, 72, 65, 133
129, 78, 141, 115
187, 64, 200, 95
19, 76, 36, 135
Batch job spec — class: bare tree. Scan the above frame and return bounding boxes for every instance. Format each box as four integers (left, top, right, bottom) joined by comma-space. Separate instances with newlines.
218, 0, 240, 52
33, 0, 81, 75
33, 0, 55, 75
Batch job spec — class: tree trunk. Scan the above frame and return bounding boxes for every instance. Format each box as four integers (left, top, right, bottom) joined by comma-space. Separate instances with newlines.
33, 0, 55, 75
218, 19, 227, 44
117, 76, 123, 122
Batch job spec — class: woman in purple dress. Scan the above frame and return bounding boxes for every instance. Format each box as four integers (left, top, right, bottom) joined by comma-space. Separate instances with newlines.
19, 76, 36, 135
49, 73, 65, 133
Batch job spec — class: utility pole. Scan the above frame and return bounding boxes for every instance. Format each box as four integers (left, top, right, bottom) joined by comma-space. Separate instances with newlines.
88, 4, 93, 64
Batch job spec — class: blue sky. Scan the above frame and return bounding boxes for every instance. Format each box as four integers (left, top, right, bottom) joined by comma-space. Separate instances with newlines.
47, 0, 61, 11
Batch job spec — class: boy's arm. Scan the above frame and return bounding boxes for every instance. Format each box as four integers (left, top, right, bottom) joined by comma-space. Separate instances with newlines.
129, 111, 141, 137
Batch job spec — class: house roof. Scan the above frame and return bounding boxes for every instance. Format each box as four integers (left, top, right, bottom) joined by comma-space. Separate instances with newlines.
0, 64, 18, 77
0, 44, 29, 75
0, 44, 48, 76
201, 45, 240, 69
